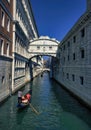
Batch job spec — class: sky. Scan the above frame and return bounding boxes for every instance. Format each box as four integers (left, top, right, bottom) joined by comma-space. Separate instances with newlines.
30, 0, 86, 42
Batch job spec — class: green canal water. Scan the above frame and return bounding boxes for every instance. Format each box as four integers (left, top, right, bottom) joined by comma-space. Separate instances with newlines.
0, 72, 91, 130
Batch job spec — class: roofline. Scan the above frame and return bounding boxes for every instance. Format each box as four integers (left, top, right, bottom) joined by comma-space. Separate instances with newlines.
28, 0, 39, 37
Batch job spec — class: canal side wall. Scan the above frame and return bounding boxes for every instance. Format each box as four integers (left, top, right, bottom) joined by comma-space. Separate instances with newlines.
0, 57, 12, 103
0, 68, 43, 103
53, 73, 91, 108
53, 8, 91, 108
12, 68, 43, 94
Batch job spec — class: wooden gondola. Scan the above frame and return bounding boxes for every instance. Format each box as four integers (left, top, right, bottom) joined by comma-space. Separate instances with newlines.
17, 93, 31, 109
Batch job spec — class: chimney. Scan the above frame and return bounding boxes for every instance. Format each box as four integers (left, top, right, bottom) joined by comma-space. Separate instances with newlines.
87, 0, 91, 11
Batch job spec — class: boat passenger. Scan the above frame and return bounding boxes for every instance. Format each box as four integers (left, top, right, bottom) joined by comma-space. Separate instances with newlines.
25, 93, 31, 101
21, 95, 28, 104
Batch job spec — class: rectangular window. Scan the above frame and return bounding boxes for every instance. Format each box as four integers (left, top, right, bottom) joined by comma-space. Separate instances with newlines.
0, 39, 4, 55
81, 28, 85, 37
73, 36, 76, 43
68, 55, 69, 61
73, 53, 75, 60
72, 74, 75, 81
49, 46, 52, 50
7, 17, 10, 32
1, 10, 5, 27
81, 49, 85, 58
67, 73, 69, 79
80, 76, 84, 85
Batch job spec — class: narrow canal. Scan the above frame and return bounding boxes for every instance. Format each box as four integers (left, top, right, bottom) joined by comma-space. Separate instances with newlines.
0, 72, 91, 130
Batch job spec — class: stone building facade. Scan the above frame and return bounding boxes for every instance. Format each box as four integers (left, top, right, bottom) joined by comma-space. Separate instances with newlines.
0, 0, 13, 101
12, 0, 39, 92
53, 0, 91, 107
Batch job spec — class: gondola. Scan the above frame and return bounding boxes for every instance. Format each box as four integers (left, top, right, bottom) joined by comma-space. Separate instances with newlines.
17, 93, 31, 109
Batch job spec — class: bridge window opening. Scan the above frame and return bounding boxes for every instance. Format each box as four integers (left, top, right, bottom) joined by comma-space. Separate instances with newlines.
37, 46, 40, 50
49, 46, 52, 50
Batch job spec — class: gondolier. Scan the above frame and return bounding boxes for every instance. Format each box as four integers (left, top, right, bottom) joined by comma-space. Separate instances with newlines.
18, 91, 22, 104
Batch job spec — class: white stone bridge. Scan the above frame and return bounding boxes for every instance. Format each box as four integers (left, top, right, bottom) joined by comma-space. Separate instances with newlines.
28, 36, 59, 59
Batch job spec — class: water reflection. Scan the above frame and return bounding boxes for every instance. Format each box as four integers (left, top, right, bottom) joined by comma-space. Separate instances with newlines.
0, 72, 91, 130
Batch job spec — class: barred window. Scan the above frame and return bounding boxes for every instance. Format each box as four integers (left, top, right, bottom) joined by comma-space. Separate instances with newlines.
73, 36, 76, 43
81, 28, 85, 37
80, 76, 84, 85
72, 74, 75, 81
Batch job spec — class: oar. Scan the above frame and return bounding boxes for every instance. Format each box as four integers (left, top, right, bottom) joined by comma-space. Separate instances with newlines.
29, 103, 39, 115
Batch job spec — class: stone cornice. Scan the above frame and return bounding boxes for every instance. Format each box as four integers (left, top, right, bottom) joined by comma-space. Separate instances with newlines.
30, 36, 60, 44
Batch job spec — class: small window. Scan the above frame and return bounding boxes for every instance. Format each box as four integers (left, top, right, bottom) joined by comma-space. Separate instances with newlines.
49, 46, 52, 50
73, 36, 76, 43
0, 39, 4, 55
72, 74, 75, 81
73, 53, 75, 60
81, 28, 85, 37
68, 55, 69, 61
1, 10, 5, 27
67, 73, 69, 79
80, 76, 84, 85
81, 49, 85, 58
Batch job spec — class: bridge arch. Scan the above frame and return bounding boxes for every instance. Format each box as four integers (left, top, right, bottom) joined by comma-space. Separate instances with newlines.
28, 36, 59, 59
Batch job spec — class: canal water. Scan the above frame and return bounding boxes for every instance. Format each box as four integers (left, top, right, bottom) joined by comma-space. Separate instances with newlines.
0, 72, 91, 130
